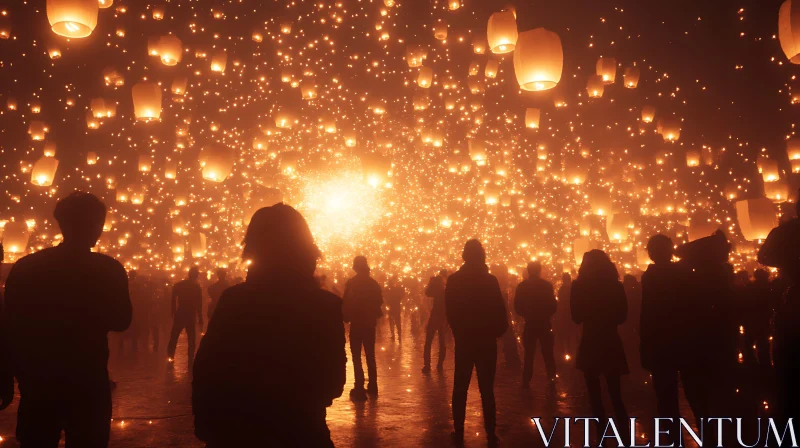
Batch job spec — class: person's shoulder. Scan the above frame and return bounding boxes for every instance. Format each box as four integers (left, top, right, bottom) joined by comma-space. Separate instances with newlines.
8, 247, 53, 272
88, 251, 126, 272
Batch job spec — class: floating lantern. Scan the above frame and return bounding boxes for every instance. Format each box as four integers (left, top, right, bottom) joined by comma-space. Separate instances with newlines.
211, 50, 227, 72
779, 0, 800, 63
30, 100, 42, 113
641, 105, 655, 123
759, 157, 780, 182
624, 67, 640, 88
47, 0, 99, 38
31, 156, 59, 186
448, 0, 460, 10
2, 221, 30, 254
132, 82, 162, 121
156, 35, 182, 66
433, 23, 447, 40
607, 213, 632, 243
98, 0, 112, 8
252, 32, 263, 42
189, 233, 207, 258
765, 179, 790, 203
28, 121, 47, 141
417, 67, 433, 88
787, 137, 800, 162
405, 45, 427, 67
660, 118, 681, 141
487, 11, 518, 54
202, 149, 234, 182
49, 47, 62, 59
484, 60, 499, 79
473, 37, 487, 54
171, 76, 187, 97
524, 108, 540, 129
587, 75, 604, 98
513, 28, 562, 91
735, 198, 777, 241
596, 57, 617, 84
7, 98, 17, 110
280, 151, 301, 174
152, 5, 164, 20
43, 142, 56, 157
87, 151, 98, 165
686, 149, 701, 167
138, 154, 152, 172
301, 84, 317, 100
468, 61, 481, 76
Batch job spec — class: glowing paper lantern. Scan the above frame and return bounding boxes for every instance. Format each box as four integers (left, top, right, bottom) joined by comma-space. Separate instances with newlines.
524, 108, 540, 129
596, 57, 617, 84
484, 60, 499, 79
779, 0, 800, 63
641, 105, 655, 123
6, 98, 17, 110
735, 198, 777, 241
473, 37, 487, 54
171, 76, 187, 97
405, 45, 427, 68
513, 28, 562, 91
589, 190, 613, 216
201, 149, 234, 182
433, 23, 447, 40
759, 157, 780, 182
606, 213, 632, 243
189, 233, 207, 258
2, 221, 31, 254
28, 121, 47, 141
686, 149, 701, 167
487, 11, 518, 54
765, 179, 790, 203
417, 67, 433, 88
138, 154, 152, 172
624, 67, 640, 88
49, 47, 62, 59
211, 51, 227, 72
98, 0, 112, 8
132, 82, 162, 121
587, 75, 604, 98
301, 84, 317, 100
468, 61, 481, 76
47, 0, 99, 38
44, 142, 56, 157
31, 156, 59, 187
660, 118, 681, 141
156, 35, 182, 66
87, 151, 98, 165
787, 137, 800, 162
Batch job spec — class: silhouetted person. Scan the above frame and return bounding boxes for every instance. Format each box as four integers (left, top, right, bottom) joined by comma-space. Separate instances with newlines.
446, 240, 507, 446
422, 269, 448, 374
167, 267, 204, 366
514, 261, 557, 388
4, 191, 131, 447
192, 204, 346, 447
741, 269, 775, 369
640, 235, 687, 443
555, 273, 576, 360
570, 250, 629, 437
342, 256, 383, 400
385, 276, 405, 341
206, 268, 228, 319
0, 243, 13, 412
758, 190, 800, 424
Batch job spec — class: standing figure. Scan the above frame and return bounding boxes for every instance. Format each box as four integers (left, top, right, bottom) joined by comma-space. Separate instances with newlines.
570, 250, 629, 436
193, 204, 346, 447
0, 243, 14, 412
446, 240, 508, 447
4, 192, 132, 447
514, 261, 557, 389
640, 235, 688, 443
385, 276, 405, 342
206, 268, 229, 319
422, 270, 448, 374
342, 256, 383, 400
167, 267, 204, 366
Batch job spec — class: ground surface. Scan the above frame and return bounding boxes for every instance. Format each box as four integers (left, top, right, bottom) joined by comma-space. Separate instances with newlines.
0, 317, 701, 447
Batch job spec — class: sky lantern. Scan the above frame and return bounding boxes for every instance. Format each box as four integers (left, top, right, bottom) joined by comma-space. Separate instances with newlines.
624, 67, 640, 88
164, 160, 177, 179
434, 23, 447, 40
2, 221, 30, 255
735, 198, 777, 241
787, 136, 800, 163
469, 140, 487, 166
156, 35, 182, 66
606, 213, 632, 243
512, 28, 562, 91
280, 151, 301, 174
525, 108, 540, 129
31, 156, 59, 187
30, 100, 42, 113
587, 75, 604, 98
132, 82, 162, 121
171, 76, 187, 97
138, 154, 152, 172
28, 121, 47, 141
86, 151, 98, 165
759, 158, 780, 182
765, 178, 790, 202
44, 142, 56, 157
47, 0, 99, 38
485, 60, 499, 78
641, 105, 655, 123
487, 10, 518, 54
6, 98, 17, 110
189, 233, 208, 258
302, 83, 318, 99
473, 37, 487, 54
686, 149, 701, 167
275, 111, 294, 129
202, 149, 234, 182
448, 0, 460, 10
779, 0, 800, 63
98, 0, 112, 9
589, 189, 613, 216
660, 118, 681, 141
469, 61, 481, 76
596, 57, 617, 84
48, 47, 62, 59
417, 67, 433, 88
211, 50, 227, 72
405, 45, 427, 68
152, 5, 165, 20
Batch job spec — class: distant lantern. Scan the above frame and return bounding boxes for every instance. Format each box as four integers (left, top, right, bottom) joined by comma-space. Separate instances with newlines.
202, 149, 234, 182
171, 76, 187, 97
132, 82, 162, 121
686, 149, 701, 167
344, 133, 357, 147
765, 178, 790, 203
524, 108, 541, 129
164, 160, 178, 179
448, 0, 460, 10
468, 61, 481, 76
702, 146, 716, 165
47, 0, 99, 38
473, 37, 487, 54
152, 5, 164, 20
252, 137, 268, 151
7, 98, 17, 110
86, 151, 98, 165
641, 105, 655, 123
735, 198, 777, 241
301, 84, 317, 99
433, 23, 447, 40
44, 141, 56, 157
157, 35, 182, 66
417, 67, 433, 88
487, 10, 518, 54
405, 45, 427, 68
412, 93, 429, 111
252, 32, 263, 42
2, 221, 31, 254
779, 0, 800, 63
28, 121, 47, 141
275, 112, 294, 129
596, 57, 617, 84
210, 51, 227, 72
138, 154, 152, 172
30, 100, 42, 113
280, 21, 292, 34
513, 28, 563, 91
589, 190, 613, 216
31, 156, 59, 186
660, 118, 681, 141
606, 213, 632, 243
48, 47, 62, 59
485, 60, 499, 78
760, 158, 780, 183
98, 0, 112, 8
189, 233, 208, 258
86, 111, 100, 129
624, 67, 640, 88
787, 136, 800, 161
469, 140, 487, 166
280, 151, 301, 174
587, 75, 604, 98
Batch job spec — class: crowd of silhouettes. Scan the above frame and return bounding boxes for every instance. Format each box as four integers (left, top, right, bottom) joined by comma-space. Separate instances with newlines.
0, 190, 799, 447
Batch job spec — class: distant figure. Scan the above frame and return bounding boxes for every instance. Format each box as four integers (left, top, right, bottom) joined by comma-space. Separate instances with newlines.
4, 191, 132, 447
385, 276, 405, 341
167, 267, 204, 366
741, 269, 775, 369
0, 243, 13, 412
554, 273, 576, 360
514, 261, 557, 388
758, 190, 800, 424
446, 240, 508, 447
206, 268, 229, 319
193, 204, 346, 447
640, 235, 687, 442
570, 250, 629, 435
422, 269, 448, 374
342, 256, 383, 400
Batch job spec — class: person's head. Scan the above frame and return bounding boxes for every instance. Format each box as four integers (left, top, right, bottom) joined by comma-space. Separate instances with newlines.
462, 239, 486, 264
647, 234, 673, 265
527, 261, 542, 279
216, 268, 228, 281
188, 266, 200, 281
754, 268, 770, 284
54, 191, 106, 249
438, 269, 448, 278
577, 250, 618, 282
353, 255, 370, 275
242, 203, 321, 281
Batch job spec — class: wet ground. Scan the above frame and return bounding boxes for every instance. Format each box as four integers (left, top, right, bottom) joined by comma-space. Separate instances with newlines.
0, 318, 701, 447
